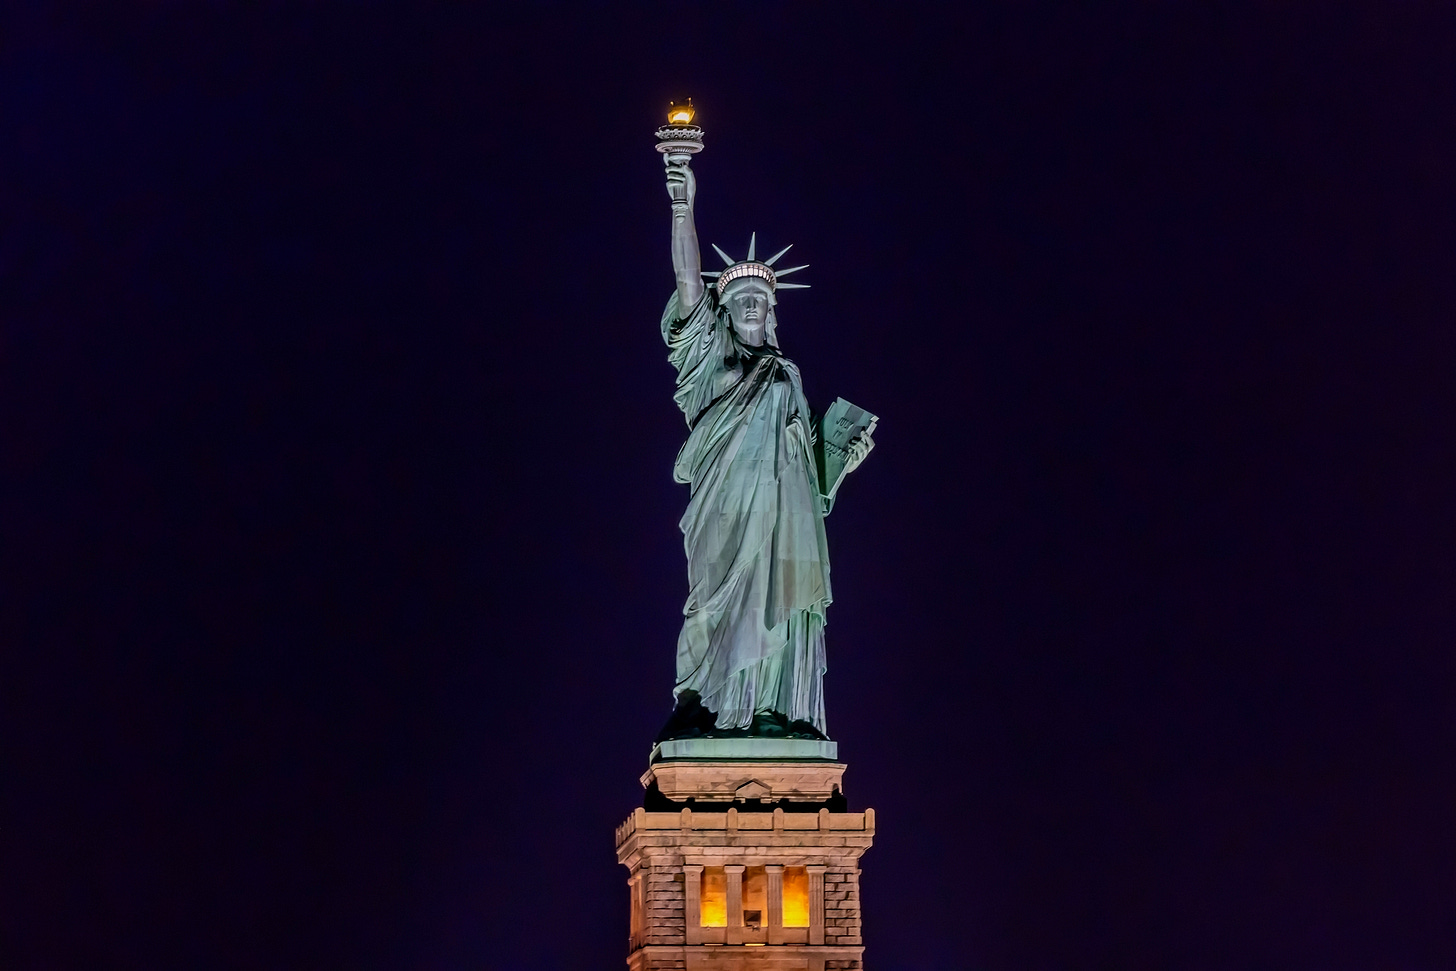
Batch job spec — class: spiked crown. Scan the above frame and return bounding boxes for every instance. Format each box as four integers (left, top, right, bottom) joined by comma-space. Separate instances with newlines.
702, 233, 810, 297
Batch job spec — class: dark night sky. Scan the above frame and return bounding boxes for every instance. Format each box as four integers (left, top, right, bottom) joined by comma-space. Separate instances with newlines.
3, 4, 1454, 969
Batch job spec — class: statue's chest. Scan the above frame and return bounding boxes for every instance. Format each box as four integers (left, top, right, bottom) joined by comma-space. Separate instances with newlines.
735, 356, 805, 421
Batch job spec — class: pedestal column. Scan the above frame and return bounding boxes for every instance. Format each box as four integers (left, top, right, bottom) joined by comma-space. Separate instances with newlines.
807, 865, 827, 946
725, 864, 746, 945
766, 864, 784, 944
683, 864, 703, 945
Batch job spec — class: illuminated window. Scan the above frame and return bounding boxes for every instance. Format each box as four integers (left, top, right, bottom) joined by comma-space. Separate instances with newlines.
782, 866, 810, 927
742, 866, 767, 929
700, 867, 727, 927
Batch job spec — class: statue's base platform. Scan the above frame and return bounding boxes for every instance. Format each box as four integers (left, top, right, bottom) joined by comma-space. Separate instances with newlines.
652, 737, 838, 762
644, 738, 846, 806
644, 760, 847, 805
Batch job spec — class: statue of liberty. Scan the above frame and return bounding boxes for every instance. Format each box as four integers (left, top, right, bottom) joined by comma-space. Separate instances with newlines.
657, 131, 876, 741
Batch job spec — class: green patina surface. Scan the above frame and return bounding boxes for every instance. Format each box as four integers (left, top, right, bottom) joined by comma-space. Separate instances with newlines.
658, 144, 877, 741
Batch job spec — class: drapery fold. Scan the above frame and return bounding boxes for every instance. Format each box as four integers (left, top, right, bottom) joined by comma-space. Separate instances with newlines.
662, 291, 832, 732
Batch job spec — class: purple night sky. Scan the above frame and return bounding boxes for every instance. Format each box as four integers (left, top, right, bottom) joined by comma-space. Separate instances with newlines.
4, 4, 1454, 969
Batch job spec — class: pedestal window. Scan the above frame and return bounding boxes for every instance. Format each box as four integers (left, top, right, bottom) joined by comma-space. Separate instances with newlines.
699, 866, 728, 927
782, 866, 810, 927
741, 866, 767, 930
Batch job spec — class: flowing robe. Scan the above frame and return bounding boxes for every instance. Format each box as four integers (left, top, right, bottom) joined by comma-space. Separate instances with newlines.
662, 290, 832, 732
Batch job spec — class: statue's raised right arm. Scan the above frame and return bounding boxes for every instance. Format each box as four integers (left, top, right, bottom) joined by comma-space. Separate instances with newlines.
665, 158, 703, 310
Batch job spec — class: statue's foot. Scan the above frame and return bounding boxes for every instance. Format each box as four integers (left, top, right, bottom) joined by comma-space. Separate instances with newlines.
750, 710, 789, 736
656, 698, 830, 742
785, 717, 829, 741
749, 710, 828, 740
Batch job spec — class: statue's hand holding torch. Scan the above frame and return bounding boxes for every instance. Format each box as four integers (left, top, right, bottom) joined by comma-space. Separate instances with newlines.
656, 99, 703, 215
665, 159, 696, 212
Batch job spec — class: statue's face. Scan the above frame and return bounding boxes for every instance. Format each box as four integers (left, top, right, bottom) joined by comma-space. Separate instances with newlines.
724, 281, 774, 346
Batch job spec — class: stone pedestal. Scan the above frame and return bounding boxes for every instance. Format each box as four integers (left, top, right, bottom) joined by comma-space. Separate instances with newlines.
617, 745, 873, 971
645, 761, 847, 804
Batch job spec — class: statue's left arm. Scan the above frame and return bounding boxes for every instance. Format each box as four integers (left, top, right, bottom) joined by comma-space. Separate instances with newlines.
819, 429, 875, 517
844, 433, 874, 476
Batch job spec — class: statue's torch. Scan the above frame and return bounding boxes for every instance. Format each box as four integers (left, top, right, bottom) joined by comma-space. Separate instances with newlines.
656, 99, 704, 169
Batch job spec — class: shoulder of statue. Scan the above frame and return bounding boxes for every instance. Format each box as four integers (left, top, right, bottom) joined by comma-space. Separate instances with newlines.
663, 288, 726, 346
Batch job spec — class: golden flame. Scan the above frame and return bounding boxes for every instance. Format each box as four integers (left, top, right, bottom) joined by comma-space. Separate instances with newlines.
667, 100, 695, 125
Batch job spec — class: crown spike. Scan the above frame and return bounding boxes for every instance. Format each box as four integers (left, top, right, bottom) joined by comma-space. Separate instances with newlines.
776, 282, 811, 289
700, 271, 720, 278
710, 244, 735, 267
747, 232, 756, 261
774, 264, 809, 278
764, 244, 793, 266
